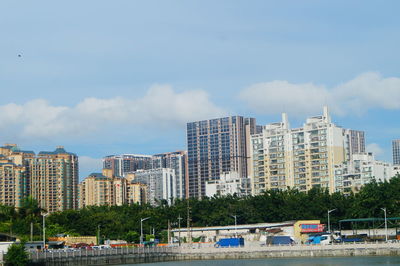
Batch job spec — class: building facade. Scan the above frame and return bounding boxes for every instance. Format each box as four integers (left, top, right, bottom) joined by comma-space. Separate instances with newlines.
78, 173, 114, 208
345, 129, 365, 159
103, 154, 152, 177
152, 151, 187, 199
334, 152, 394, 194
250, 107, 348, 195
131, 168, 176, 205
0, 144, 78, 212
187, 116, 257, 198
0, 157, 28, 208
78, 170, 148, 208
393, 139, 400, 165
205, 171, 251, 197
30, 147, 79, 212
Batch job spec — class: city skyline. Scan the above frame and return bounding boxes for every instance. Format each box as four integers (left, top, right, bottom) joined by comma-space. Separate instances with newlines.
1, 1, 400, 178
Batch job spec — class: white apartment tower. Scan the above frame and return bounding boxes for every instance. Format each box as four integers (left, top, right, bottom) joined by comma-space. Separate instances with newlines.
251, 107, 348, 194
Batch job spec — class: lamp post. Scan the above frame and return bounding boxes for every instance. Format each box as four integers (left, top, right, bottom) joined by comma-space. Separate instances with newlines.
177, 215, 182, 246
97, 224, 101, 245
231, 215, 237, 237
42, 213, 49, 250
140, 217, 150, 246
381, 208, 388, 242
327, 209, 336, 233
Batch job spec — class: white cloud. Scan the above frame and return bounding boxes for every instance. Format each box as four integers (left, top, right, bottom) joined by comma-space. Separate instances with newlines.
0, 85, 226, 139
239, 72, 400, 116
366, 143, 384, 158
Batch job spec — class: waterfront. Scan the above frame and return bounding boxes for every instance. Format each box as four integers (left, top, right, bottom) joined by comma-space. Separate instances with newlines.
132, 256, 400, 266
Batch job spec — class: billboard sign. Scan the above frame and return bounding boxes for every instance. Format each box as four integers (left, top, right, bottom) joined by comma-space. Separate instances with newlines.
300, 224, 324, 233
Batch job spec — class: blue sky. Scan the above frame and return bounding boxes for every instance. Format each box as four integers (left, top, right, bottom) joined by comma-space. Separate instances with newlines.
1, 1, 400, 179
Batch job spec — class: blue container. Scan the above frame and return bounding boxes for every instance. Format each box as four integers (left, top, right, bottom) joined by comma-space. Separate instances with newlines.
215, 238, 245, 247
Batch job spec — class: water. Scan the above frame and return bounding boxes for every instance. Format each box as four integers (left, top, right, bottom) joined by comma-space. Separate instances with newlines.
128, 256, 400, 265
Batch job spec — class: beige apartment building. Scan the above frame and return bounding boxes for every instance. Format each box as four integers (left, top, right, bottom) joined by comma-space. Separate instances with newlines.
250, 107, 360, 195
78, 170, 147, 208
0, 157, 28, 208
0, 144, 78, 212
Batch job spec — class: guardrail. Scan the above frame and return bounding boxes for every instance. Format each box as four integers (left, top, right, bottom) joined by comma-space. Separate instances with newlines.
29, 246, 177, 261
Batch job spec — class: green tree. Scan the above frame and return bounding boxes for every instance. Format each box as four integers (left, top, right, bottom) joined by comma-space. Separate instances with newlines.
124, 231, 139, 243
4, 242, 29, 266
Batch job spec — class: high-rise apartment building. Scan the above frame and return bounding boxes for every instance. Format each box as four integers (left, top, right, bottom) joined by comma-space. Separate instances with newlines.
78, 170, 148, 208
31, 147, 79, 212
250, 107, 347, 194
0, 144, 78, 212
103, 154, 152, 177
0, 157, 28, 207
345, 130, 365, 159
187, 116, 257, 198
393, 139, 400, 165
152, 151, 187, 199
132, 168, 176, 205
78, 173, 114, 208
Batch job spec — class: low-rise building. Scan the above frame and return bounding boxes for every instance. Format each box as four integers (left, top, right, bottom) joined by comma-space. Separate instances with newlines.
205, 172, 251, 197
334, 152, 394, 194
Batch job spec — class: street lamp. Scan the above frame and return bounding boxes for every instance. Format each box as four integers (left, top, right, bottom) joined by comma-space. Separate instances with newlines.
177, 215, 183, 246
140, 217, 150, 246
231, 215, 238, 237
381, 208, 388, 242
42, 213, 49, 250
327, 209, 336, 233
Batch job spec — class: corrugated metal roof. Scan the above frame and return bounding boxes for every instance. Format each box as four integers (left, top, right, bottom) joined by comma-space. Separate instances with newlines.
339, 217, 400, 223
171, 221, 296, 232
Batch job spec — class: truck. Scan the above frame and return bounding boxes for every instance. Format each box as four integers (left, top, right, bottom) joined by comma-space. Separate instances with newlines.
306, 234, 341, 245
214, 237, 244, 248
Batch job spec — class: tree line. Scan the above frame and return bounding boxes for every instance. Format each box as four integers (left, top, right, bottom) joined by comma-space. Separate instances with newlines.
1, 175, 399, 243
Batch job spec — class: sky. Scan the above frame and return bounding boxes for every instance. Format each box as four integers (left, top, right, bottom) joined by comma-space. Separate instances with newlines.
1, 1, 400, 179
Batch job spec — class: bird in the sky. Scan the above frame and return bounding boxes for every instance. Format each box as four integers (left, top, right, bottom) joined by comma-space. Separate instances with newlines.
18, 54, 22, 57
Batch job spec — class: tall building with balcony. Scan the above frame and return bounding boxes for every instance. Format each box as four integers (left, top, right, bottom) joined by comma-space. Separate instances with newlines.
0, 144, 34, 208
152, 151, 187, 199
130, 168, 176, 205
103, 154, 152, 177
31, 147, 79, 212
0, 144, 78, 212
187, 116, 258, 198
345, 129, 365, 159
250, 107, 348, 194
0, 157, 28, 208
78, 172, 114, 208
393, 139, 400, 165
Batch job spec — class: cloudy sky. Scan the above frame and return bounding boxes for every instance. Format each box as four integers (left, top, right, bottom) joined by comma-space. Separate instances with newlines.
1, 1, 400, 179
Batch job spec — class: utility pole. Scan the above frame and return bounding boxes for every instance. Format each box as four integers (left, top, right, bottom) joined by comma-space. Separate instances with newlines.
178, 215, 182, 246
97, 225, 101, 245
167, 220, 171, 245
187, 200, 192, 245
30, 222, 33, 242
42, 213, 49, 250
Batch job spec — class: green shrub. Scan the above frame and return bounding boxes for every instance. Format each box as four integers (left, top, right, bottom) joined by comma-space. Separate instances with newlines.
4, 242, 29, 266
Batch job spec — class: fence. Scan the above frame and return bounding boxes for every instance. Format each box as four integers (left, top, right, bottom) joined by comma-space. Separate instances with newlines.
29, 246, 177, 262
